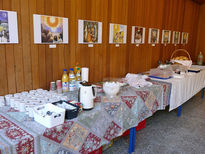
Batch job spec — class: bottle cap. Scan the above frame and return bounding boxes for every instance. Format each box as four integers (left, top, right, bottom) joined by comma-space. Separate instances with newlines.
70, 68, 74, 71
64, 69, 67, 71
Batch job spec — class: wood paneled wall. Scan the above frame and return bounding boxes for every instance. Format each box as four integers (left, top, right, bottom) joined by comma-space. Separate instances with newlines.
0, 0, 200, 95
196, 3, 205, 59
128, 0, 200, 73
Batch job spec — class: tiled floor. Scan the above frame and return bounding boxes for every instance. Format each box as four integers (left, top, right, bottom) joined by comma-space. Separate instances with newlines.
103, 93, 205, 154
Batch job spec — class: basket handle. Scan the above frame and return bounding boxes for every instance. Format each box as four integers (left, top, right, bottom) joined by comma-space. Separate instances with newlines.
171, 49, 191, 60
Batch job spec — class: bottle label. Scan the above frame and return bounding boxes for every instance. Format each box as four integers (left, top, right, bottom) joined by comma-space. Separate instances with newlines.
62, 82, 69, 92
69, 82, 76, 91
69, 74, 75, 78
76, 72, 81, 77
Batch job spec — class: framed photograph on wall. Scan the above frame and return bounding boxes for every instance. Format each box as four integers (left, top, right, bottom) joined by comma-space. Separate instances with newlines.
181, 32, 189, 44
33, 14, 68, 44
172, 31, 180, 45
0, 10, 18, 44
78, 19, 102, 44
109, 23, 127, 44
131, 26, 145, 44
161, 30, 171, 44
148, 28, 160, 44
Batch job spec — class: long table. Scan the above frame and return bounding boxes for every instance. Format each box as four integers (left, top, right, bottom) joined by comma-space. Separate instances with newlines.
0, 80, 171, 154
152, 65, 205, 113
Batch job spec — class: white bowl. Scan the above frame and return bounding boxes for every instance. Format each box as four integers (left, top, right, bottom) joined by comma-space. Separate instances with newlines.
103, 82, 120, 98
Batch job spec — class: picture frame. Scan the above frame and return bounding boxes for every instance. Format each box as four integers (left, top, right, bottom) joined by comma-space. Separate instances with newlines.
148, 28, 160, 44
78, 19, 102, 44
172, 31, 180, 45
181, 32, 189, 44
131, 26, 145, 44
0, 10, 18, 44
109, 23, 127, 44
161, 30, 171, 44
33, 14, 68, 44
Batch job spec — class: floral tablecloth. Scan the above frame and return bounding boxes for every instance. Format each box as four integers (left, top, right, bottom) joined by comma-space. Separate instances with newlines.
0, 80, 171, 154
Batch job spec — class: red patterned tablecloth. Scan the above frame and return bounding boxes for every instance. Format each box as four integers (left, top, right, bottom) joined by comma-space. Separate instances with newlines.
0, 80, 171, 154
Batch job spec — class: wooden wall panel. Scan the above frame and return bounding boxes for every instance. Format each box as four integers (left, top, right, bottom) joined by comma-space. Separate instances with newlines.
3, 0, 16, 94
182, 0, 200, 60
21, 0, 32, 91
12, 0, 24, 92
196, 4, 205, 60
0, 0, 200, 95
160, 0, 185, 63
108, 0, 129, 78
29, 0, 39, 90
37, 0, 46, 89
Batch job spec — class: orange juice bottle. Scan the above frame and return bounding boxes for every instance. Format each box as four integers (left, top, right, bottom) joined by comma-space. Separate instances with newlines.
76, 68, 81, 81
62, 69, 69, 93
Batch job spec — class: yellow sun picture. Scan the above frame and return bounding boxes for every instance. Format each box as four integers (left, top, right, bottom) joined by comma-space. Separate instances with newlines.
41, 15, 63, 43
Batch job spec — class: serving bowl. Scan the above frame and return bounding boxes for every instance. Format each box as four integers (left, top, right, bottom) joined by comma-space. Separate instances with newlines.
103, 82, 120, 98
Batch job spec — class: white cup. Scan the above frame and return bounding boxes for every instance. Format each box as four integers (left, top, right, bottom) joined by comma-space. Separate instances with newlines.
19, 102, 26, 112
5, 94, 12, 106
29, 90, 36, 94
36, 89, 43, 92
29, 100, 40, 105
14, 93, 21, 98
14, 98, 22, 110
0, 96, 5, 107
10, 97, 15, 108
28, 105, 35, 117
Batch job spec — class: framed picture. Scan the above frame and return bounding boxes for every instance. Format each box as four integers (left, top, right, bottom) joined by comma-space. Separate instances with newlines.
161, 30, 171, 44
109, 23, 127, 44
0, 10, 18, 44
131, 26, 145, 44
78, 20, 102, 44
172, 31, 180, 44
181, 32, 189, 44
148, 28, 160, 44
33, 14, 68, 44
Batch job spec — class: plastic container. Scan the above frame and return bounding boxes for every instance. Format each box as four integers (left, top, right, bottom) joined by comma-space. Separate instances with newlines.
150, 68, 173, 79
33, 103, 65, 128
69, 68, 76, 91
62, 69, 69, 93
52, 100, 80, 120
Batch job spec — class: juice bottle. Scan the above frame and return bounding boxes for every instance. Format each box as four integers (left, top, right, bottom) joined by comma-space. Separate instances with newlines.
62, 69, 69, 93
76, 68, 81, 89
69, 68, 76, 91
76, 68, 81, 81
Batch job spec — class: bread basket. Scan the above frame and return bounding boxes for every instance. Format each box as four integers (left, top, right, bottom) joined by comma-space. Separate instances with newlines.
170, 49, 192, 67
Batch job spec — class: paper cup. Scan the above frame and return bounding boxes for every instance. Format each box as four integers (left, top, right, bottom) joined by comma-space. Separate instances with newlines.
19, 102, 26, 112
14, 98, 22, 110
28, 106, 35, 117
81, 67, 89, 82
10, 97, 15, 108
5, 94, 12, 106
0, 96, 5, 107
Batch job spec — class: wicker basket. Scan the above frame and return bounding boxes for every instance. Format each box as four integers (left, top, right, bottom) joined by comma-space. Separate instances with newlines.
170, 49, 192, 67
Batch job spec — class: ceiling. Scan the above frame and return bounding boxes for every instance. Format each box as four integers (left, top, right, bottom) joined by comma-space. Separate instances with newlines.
193, 0, 205, 4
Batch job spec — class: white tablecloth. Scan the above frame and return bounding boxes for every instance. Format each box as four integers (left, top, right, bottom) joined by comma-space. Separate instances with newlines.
153, 65, 205, 111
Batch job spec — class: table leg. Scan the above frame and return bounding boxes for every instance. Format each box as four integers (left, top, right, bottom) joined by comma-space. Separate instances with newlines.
128, 127, 136, 154
201, 88, 205, 99
177, 106, 182, 117
132, 127, 136, 152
